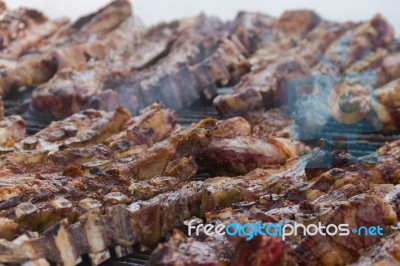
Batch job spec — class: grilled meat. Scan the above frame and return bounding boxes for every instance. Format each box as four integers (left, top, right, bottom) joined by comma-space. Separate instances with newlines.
314, 15, 393, 74
104, 103, 178, 149
229, 10, 321, 58
0, 165, 286, 265
213, 55, 310, 117
197, 113, 306, 176
30, 14, 248, 118
0, 116, 215, 252
0, 103, 178, 176
1, 3, 400, 266
213, 117, 251, 138
0, 0, 144, 97
18, 0, 133, 54
197, 136, 307, 176
0, 115, 26, 148
0, 18, 69, 60
374, 78, 400, 131
214, 15, 393, 118
147, 138, 400, 266
214, 20, 354, 118
277, 10, 321, 38
1, 136, 399, 265
378, 52, 400, 84
0, 2, 47, 51
319, 79, 400, 133
31, 37, 248, 118
116, 117, 216, 180
249, 107, 292, 138
351, 232, 400, 266
30, 63, 113, 119
148, 229, 234, 266
228, 12, 276, 54
0, 106, 131, 176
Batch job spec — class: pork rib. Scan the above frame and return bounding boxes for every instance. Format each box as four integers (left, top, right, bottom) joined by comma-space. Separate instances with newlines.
0, 0, 144, 97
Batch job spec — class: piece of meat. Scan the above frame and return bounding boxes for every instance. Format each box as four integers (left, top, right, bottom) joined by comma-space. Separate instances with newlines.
0, 0, 144, 97
373, 79, 400, 132
351, 232, 400, 266
111, 20, 179, 71
0, 136, 299, 265
0, 106, 131, 176
213, 55, 310, 117
229, 10, 322, 59
31, 63, 111, 119
105, 103, 178, 150
29, 19, 179, 118
0, 166, 286, 265
0, 18, 69, 60
313, 15, 393, 75
110, 16, 248, 110
214, 21, 345, 118
318, 79, 400, 133
0, 103, 178, 176
148, 229, 234, 266
26, 0, 134, 53
214, 14, 392, 118
31, 14, 248, 118
294, 194, 395, 266
117, 117, 217, 180
277, 10, 321, 38
213, 117, 251, 138
346, 48, 389, 74
197, 113, 306, 176
249, 107, 292, 138
197, 136, 307, 176
146, 137, 400, 266
30, 16, 182, 118
377, 52, 400, 85
0, 117, 215, 246
0, 3, 47, 51
0, 115, 26, 148
228, 12, 276, 54
230, 236, 289, 266
2, 137, 398, 265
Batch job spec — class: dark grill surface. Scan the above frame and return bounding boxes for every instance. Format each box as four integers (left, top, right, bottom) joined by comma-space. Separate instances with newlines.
3, 87, 400, 266
101, 251, 152, 266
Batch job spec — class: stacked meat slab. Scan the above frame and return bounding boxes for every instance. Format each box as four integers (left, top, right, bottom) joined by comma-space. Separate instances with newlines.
0, 0, 400, 265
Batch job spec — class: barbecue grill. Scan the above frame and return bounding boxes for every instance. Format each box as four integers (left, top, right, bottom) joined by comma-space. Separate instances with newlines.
1, 1, 400, 265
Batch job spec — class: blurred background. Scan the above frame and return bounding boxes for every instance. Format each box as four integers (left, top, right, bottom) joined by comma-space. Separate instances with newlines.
6, 0, 400, 34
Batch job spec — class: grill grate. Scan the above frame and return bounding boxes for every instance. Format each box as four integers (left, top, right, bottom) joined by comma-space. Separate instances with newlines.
3, 88, 400, 266
101, 251, 152, 266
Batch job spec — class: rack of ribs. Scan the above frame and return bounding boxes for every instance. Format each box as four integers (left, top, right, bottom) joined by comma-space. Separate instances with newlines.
0, 0, 144, 98
30, 13, 249, 119
0, 102, 308, 265
213, 15, 395, 118
0, 1, 48, 52
0, 115, 26, 149
148, 139, 400, 265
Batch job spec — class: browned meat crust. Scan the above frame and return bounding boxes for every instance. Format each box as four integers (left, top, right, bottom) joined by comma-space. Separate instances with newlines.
0, 0, 143, 97
0, 2, 48, 51
147, 139, 400, 266
214, 15, 393, 118
0, 115, 25, 148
